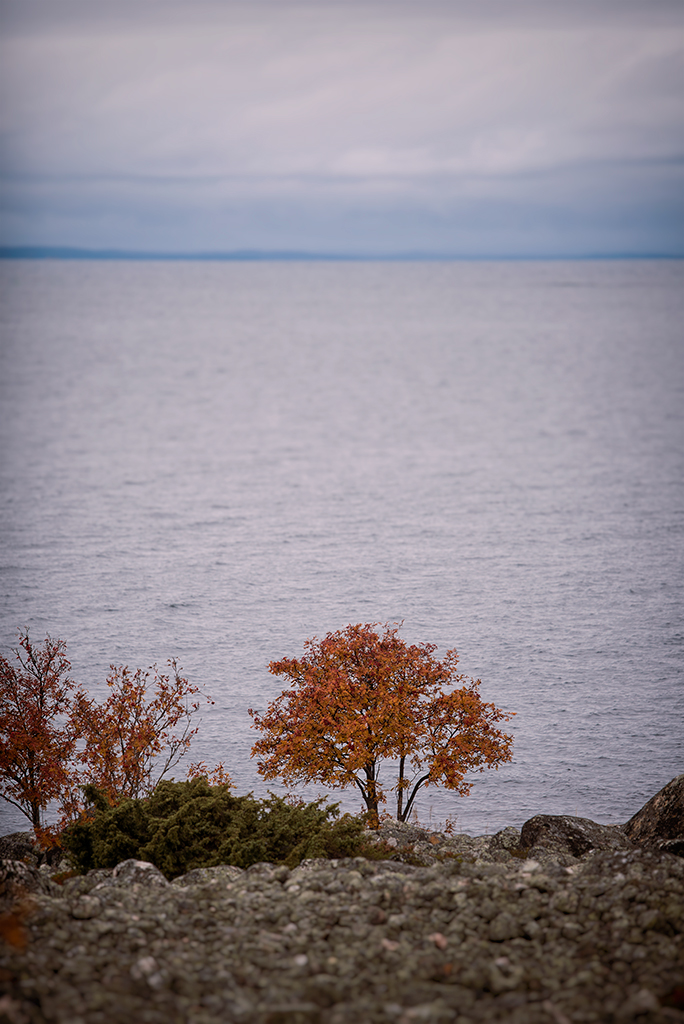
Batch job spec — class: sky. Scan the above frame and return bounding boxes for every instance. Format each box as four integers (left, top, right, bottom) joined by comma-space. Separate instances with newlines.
0, 0, 682, 257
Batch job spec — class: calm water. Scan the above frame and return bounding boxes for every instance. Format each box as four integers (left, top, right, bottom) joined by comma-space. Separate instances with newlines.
1, 259, 682, 837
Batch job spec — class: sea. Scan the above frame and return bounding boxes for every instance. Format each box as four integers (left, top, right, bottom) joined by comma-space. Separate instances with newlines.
0, 258, 682, 838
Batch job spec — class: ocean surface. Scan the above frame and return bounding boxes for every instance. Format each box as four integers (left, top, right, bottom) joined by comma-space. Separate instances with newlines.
0, 259, 682, 838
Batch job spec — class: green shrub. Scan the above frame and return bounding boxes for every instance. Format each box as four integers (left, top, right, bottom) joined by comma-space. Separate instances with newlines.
61, 778, 388, 878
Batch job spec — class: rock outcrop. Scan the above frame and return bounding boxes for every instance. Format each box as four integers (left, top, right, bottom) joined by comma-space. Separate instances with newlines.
1, 845, 683, 1023
519, 814, 634, 858
623, 773, 684, 855
2, 779, 683, 1022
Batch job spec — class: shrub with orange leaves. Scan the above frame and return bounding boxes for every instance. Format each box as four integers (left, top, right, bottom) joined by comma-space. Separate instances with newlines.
250, 622, 514, 828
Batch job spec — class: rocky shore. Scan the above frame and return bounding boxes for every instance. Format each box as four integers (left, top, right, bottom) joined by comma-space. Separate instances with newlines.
1, 777, 682, 1024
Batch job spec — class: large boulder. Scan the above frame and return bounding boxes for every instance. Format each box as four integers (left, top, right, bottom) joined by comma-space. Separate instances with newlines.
520, 814, 634, 858
0, 832, 36, 863
0, 859, 54, 907
623, 774, 684, 854
0, 831, 63, 866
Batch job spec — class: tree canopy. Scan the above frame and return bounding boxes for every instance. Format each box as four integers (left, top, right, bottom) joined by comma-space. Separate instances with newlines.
249, 622, 514, 827
72, 661, 209, 803
0, 631, 81, 835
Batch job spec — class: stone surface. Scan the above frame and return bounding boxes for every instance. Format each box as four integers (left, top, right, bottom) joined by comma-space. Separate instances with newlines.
488, 826, 522, 855
110, 858, 169, 887
365, 820, 527, 868
519, 814, 634, 858
0, 832, 63, 868
2, 787, 684, 1022
623, 773, 684, 851
1, 843, 683, 1023
0, 833, 35, 864
0, 859, 54, 908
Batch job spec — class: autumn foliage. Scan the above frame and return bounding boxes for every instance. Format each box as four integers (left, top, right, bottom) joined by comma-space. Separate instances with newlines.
72, 662, 206, 803
0, 632, 81, 836
0, 631, 224, 841
250, 622, 514, 827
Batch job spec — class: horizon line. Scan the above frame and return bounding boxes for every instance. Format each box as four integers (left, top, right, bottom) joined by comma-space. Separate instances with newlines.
1, 245, 683, 262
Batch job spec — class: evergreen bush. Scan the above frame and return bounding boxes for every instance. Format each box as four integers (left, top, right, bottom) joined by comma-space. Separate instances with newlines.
61, 778, 387, 877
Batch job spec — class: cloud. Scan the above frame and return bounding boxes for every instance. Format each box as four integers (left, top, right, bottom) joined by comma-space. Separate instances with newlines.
1, 0, 682, 253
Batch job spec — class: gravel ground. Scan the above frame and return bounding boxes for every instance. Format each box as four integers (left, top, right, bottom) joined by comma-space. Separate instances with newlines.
1, 822, 683, 1024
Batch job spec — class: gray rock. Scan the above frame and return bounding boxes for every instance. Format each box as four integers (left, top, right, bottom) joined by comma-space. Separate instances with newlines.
3, 776, 684, 1022
1, 845, 682, 1023
173, 864, 245, 886
110, 858, 169, 887
519, 814, 634, 857
658, 838, 684, 856
70, 895, 102, 919
0, 832, 64, 868
488, 911, 520, 941
488, 826, 522, 854
0, 832, 36, 863
623, 773, 684, 852
0, 858, 54, 905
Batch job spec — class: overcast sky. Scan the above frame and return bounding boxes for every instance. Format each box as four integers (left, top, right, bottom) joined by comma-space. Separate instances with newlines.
0, 0, 682, 256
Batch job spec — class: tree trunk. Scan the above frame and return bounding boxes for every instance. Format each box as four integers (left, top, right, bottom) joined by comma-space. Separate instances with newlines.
31, 799, 41, 831
398, 772, 431, 822
396, 755, 406, 821
364, 765, 380, 829
27, 755, 42, 830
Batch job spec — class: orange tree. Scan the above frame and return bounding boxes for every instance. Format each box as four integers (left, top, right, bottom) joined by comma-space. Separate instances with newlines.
249, 622, 514, 828
72, 661, 214, 804
0, 631, 83, 837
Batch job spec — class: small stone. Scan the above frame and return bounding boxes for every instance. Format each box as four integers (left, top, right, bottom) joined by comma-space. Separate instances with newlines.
111, 859, 168, 887
131, 956, 165, 990
520, 859, 540, 873
617, 988, 660, 1019
71, 896, 101, 919
130, 955, 158, 981
637, 908, 660, 930
551, 889, 579, 914
489, 957, 525, 994
489, 912, 519, 942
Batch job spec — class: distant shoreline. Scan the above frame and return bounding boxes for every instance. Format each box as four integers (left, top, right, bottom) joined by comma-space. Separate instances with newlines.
1, 247, 682, 262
